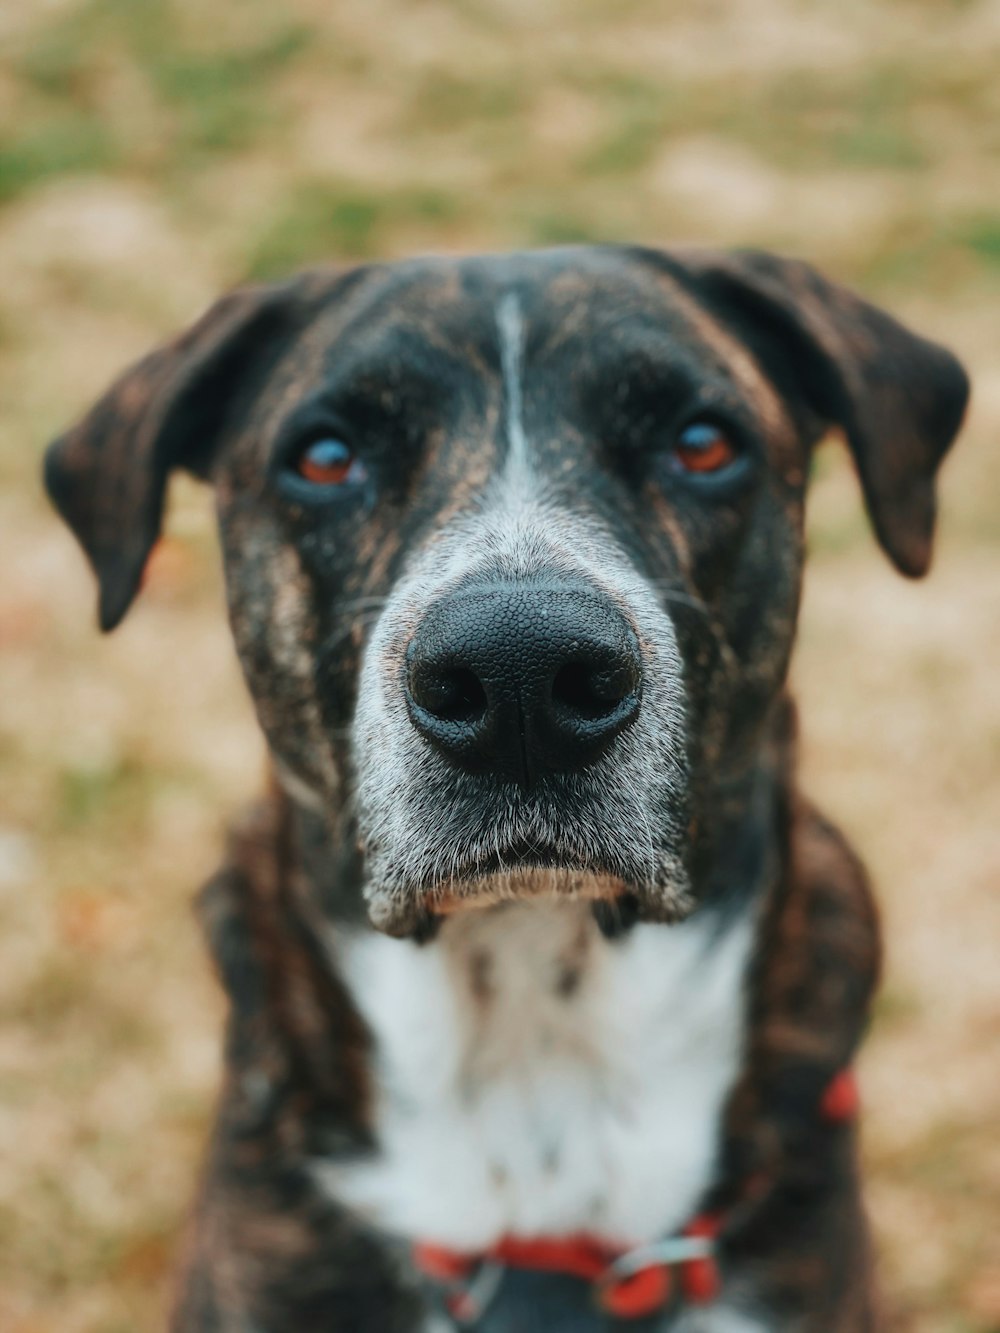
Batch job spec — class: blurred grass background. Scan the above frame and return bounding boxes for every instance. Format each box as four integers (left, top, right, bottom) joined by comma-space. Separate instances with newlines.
1, 2, 998, 1330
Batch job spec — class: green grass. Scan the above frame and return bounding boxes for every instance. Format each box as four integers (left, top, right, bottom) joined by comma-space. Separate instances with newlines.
146, 27, 311, 157
3, 0, 313, 203
0, 118, 119, 202
958, 214, 1000, 267
247, 180, 463, 273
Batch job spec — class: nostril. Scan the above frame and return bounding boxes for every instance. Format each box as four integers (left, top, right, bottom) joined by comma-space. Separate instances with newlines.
405, 586, 644, 777
411, 665, 488, 724
552, 659, 638, 722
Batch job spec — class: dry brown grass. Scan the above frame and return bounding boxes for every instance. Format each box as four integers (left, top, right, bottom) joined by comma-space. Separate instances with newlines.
1, 2, 998, 1330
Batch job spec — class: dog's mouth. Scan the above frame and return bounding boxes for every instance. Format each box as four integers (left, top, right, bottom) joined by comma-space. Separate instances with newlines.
368, 841, 688, 942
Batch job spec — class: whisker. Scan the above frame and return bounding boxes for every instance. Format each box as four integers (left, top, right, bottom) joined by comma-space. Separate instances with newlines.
645, 581, 711, 618
316, 608, 386, 660
335, 595, 390, 616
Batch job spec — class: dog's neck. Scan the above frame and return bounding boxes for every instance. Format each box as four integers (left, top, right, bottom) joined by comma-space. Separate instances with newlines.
271, 746, 786, 1253
318, 889, 759, 1251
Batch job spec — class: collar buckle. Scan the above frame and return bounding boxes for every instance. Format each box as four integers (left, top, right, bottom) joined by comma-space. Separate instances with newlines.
595, 1222, 721, 1317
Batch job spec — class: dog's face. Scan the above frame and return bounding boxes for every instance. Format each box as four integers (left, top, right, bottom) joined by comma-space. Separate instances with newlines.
45, 247, 967, 937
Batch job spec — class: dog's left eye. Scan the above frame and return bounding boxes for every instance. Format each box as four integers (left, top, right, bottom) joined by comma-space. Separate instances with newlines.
291, 438, 366, 488
669, 421, 740, 476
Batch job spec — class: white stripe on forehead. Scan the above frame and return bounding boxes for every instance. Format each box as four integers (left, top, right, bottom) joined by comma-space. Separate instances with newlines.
496, 291, 531, 484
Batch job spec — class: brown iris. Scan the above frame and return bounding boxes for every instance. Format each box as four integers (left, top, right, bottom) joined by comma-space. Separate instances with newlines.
671, 422, 738, 475
296, 438, 357, 486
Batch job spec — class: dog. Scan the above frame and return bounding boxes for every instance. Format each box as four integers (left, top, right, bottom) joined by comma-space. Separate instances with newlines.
45, 246, 968, 1332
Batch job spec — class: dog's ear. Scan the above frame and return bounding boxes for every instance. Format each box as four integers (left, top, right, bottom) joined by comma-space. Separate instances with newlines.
670, 248, 970, 577
44, 270, 345, 631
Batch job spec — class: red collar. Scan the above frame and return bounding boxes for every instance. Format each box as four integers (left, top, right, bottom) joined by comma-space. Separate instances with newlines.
413, 1068, 858, 1324
415, 1213, 723, 1322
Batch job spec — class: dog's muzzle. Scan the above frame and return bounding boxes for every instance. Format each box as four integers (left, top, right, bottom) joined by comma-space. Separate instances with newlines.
404, 580, 643, 789
352, 523, 692, 937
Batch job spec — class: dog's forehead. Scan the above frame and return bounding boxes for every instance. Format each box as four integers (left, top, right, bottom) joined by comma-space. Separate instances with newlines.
323, 248, 722, 359
320, 249, 788, 436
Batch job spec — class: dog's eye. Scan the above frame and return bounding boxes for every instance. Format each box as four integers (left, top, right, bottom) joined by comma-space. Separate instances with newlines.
293, 438, 365, 487
670, 422, 740, 476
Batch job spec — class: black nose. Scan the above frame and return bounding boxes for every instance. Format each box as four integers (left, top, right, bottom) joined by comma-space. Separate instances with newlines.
404, 582, 642, 785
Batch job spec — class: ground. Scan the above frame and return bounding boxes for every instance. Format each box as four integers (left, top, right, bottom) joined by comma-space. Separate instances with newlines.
0, 2, 998, 1330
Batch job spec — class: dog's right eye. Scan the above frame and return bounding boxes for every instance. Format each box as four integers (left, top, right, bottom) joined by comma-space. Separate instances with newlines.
670, 422, 740, 476
290, 437, 366, 488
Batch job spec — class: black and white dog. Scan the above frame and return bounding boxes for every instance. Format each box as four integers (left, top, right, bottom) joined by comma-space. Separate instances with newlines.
45, 246, 968, 1331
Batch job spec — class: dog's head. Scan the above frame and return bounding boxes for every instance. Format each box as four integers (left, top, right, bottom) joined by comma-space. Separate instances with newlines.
45, 248, 968, 936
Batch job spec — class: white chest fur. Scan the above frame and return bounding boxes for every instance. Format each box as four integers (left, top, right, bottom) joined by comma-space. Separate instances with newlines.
318, 899, 754, 1252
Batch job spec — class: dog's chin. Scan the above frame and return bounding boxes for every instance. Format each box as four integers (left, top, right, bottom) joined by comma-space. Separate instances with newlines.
366, 858, 695, 942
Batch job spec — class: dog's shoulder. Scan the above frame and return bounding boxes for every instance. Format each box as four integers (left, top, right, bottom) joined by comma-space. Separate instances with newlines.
196, 792, 374, 1142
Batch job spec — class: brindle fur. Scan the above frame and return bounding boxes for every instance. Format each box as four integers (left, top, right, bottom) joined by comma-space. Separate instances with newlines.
44, 246, 968, 1330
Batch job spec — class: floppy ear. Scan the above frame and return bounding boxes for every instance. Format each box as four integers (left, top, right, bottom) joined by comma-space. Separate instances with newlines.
668, 248, 970, 577
44, 270, 345, 631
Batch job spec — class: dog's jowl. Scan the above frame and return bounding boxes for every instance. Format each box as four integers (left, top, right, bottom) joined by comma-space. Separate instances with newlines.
45, 247, 968, 1331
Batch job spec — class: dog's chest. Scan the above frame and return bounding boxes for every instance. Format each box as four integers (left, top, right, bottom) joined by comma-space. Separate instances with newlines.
323, 901, 753, 1251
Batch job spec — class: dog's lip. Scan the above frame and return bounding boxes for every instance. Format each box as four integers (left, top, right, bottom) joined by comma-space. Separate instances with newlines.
411, 853, 639, 941
368, 845, 695, 940
366, 850, 630, 940
385, 873, 641, 943
419, 842, 624, 906
428, 865, 623, 915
